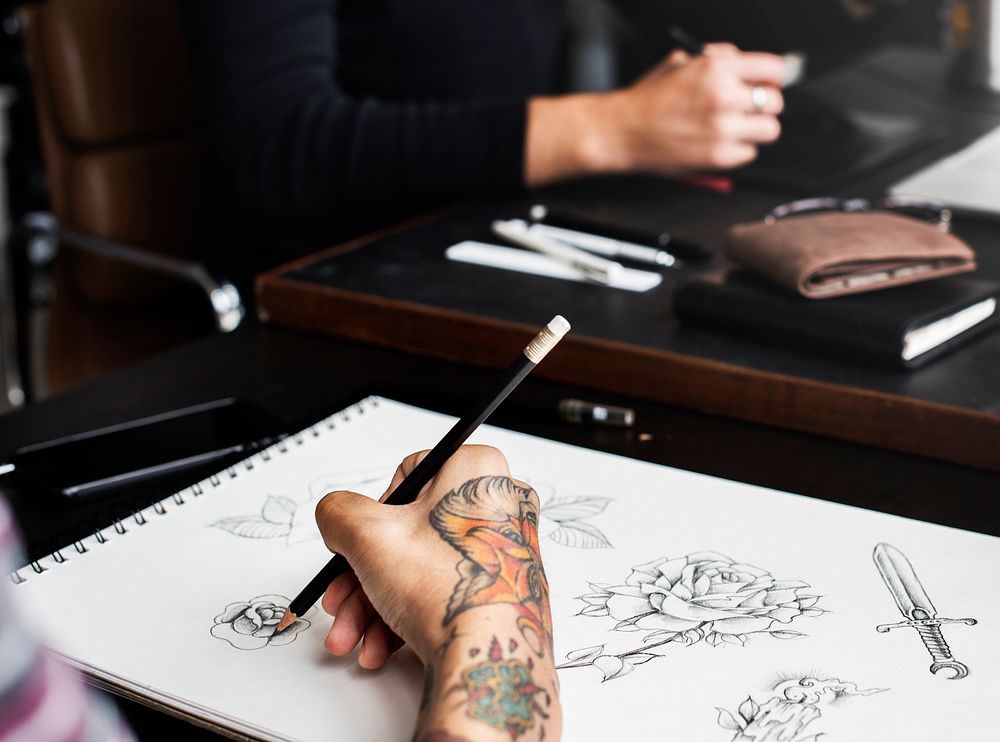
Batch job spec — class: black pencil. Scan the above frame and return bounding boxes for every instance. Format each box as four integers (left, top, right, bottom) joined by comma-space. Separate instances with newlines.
275, 315, 571, 633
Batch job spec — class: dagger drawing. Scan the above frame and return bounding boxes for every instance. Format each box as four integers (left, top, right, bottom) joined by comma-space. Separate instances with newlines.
873, 543, 977, 679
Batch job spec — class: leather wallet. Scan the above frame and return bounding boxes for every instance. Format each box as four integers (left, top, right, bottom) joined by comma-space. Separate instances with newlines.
723, 212, 977, 299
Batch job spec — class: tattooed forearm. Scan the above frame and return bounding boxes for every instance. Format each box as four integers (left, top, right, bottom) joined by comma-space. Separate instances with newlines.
420, 476, 560, 741
430, 476, 553, 655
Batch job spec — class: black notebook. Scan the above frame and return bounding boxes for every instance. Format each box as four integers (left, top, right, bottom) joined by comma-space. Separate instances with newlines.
673, 271, 1000, 369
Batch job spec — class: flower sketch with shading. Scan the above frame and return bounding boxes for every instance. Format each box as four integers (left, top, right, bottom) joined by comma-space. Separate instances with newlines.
210, 594, 311, 650
716, 677, 886, 740
558, 551, 824, 681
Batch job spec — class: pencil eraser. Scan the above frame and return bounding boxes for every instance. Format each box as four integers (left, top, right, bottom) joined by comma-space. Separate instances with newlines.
548, 315, 571, 338
525, 316, 572, 364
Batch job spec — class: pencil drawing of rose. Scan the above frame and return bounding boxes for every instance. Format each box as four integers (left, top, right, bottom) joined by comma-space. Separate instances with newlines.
596, 552, 820, 638
211, 594, 310, 650
559, 552, 823, 681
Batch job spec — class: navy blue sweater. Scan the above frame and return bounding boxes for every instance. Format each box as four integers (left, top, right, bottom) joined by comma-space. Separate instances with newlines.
186, 1, 564, 227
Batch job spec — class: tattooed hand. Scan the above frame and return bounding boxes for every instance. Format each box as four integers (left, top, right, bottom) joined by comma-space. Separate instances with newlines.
315, 445, 561, 741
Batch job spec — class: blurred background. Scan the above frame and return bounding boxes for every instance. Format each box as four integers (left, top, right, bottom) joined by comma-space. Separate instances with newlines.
0, 0, 971, 414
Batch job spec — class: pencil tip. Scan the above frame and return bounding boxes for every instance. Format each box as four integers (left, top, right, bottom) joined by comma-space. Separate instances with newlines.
275, 609, 298, 634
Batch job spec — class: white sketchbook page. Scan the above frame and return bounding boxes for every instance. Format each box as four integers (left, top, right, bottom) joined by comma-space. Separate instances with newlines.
13, 398, 1000, 741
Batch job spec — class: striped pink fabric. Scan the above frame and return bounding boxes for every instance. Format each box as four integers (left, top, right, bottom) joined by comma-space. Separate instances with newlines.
1, 500, 134, 742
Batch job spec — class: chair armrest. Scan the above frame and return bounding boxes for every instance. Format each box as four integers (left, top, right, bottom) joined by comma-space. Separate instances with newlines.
51, 226, 244, 333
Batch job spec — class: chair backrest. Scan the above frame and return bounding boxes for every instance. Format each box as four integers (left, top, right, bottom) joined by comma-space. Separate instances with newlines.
20, 0, 204, 303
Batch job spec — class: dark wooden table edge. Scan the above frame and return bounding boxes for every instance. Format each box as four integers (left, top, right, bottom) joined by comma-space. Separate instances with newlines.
255, 275, 1000, 473
255, 225, 1000, 475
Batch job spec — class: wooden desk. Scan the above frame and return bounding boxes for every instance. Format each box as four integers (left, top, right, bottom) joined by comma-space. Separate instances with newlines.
258, 49, 1000, 472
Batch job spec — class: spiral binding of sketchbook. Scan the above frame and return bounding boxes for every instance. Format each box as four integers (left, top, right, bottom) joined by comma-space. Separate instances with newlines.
9, 396, 382, 586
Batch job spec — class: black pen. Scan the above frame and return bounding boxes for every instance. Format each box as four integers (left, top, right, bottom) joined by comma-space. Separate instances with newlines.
275, 315, 572, 634
530, 205, 713, 262
668, 25, 705, 56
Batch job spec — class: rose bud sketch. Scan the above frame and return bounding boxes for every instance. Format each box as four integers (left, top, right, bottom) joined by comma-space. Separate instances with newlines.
211, 595, 312, 651
558, 552, 824, 681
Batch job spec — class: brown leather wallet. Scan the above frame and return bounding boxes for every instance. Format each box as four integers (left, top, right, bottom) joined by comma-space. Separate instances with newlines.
723, 212, 977, 299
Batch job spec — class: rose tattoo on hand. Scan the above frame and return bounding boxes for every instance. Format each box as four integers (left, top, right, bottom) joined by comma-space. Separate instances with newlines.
211, 594, 311, 651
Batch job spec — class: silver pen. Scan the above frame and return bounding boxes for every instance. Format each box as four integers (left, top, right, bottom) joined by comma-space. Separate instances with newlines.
490, 219, 625, 284
526, 222, 676, 267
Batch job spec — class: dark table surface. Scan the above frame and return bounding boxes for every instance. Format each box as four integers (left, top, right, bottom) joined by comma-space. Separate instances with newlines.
5, 324, 1000, 548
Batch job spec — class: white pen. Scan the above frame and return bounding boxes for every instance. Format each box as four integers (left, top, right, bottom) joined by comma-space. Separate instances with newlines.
490, 219, 625, 284
526, 222, 676, 268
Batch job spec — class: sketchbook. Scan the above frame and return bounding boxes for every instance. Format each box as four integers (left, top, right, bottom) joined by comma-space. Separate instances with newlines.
11, 398, 1000, 741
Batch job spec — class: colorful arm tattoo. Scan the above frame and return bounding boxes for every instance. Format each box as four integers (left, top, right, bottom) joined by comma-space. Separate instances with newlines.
420, 477, 557, 740
456, 636, 550, 737
417, 635, 552, 742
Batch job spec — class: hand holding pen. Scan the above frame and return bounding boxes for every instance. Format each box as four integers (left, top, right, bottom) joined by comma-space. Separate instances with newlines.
524, 28, 788, 187
621, 42, 784, 172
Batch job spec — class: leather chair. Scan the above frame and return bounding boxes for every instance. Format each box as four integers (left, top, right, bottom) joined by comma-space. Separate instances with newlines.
15, 0, 242, 396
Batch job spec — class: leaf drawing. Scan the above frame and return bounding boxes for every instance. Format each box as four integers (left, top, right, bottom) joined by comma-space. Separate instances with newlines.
210, 516, 292, 540
307, 468, 393, 501
260, 495, 297, 524
549, 522, 612, 549
716, 708, 744, 732
540, 496, 611, 521
737, 696, 759, 724
562, 645, 604, 663
539, 494, 613, 549
593, 655, 631, 682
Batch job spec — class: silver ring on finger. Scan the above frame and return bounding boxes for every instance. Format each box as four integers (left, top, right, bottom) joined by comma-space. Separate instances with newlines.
750, 85, 768, 113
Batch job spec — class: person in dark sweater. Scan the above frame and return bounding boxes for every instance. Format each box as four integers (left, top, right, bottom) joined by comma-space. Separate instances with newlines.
183, 0, 883, 269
